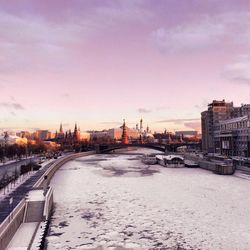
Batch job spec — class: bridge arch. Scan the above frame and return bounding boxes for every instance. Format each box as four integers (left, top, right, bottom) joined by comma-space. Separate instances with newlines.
96, 142, 201, 154
97, 144, 166, 153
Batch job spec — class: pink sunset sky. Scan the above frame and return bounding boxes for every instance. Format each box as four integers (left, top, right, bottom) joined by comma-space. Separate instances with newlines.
1, 0, 250, 133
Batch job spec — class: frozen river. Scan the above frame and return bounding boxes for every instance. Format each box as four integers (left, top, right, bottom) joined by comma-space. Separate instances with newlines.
46, 149, 250, 249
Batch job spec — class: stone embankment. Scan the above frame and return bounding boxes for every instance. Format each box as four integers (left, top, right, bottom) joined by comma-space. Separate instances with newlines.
0, 151, 95, 250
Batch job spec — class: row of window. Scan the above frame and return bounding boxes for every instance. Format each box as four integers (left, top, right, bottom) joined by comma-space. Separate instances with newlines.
221, 120, 250, 131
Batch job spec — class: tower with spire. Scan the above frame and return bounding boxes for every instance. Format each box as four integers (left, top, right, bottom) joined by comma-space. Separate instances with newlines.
56, 123, 65, 144
59, 123, 63, 134
140, 118, 143, 133
73, 122, 80, 144
121, 119, 129, 144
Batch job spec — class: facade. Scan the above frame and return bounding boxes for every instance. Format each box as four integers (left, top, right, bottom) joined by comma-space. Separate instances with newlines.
55, 123, 81, 146
219, 115, 250, 157
202, 100, 250, 156
121, 120, 129, 144
175, 131, 198, 138
107, 128, 139, 140
34, 130, 52, 140
201, 100, 233, 153
16, 131, 32, 139
232, 104, 250, 118
0, 134, 28, 146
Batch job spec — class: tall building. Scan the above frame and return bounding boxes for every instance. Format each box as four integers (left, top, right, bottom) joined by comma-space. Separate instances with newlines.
55, 123, 81, 146
232, 104, 250, 118
34, 130, 52, 140
140, 118, 143, 133
201, 100, 233, 153
121, 120, 129, 144
220, 115, 250, 157
73, 123, 81, 144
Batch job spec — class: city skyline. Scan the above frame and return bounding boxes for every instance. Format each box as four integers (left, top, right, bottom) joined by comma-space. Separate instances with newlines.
1, 1, 250, 132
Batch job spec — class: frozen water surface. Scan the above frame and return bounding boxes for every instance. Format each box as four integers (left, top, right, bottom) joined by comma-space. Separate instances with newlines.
46, 149, 250, 249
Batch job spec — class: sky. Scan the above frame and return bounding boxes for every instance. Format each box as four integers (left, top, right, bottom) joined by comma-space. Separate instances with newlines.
1, 0, 250, 133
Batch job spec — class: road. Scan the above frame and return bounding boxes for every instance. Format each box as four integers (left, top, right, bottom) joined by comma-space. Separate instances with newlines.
0, 157, 40, 178
0, 160, 54, 224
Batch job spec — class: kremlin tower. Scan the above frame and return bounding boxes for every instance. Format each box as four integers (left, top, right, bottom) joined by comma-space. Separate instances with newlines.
73, 122, 81, 144
55, 123, 81, 147
121, 119, 129, 144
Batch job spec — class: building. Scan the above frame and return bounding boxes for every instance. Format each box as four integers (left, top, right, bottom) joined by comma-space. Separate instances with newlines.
232, 104, 250, 118
201, 100, 233, 153
16, 131, 32, 139
0, 134, 28, 146
54, 123, 81, 146
121, 120, 129, 144
34, 130, 52, 140
219, 115, 250, 157
175, 131, 198, 138
107, 127, 139, 140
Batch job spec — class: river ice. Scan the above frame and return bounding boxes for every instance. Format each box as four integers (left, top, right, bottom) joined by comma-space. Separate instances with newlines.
46, 149, 250, 250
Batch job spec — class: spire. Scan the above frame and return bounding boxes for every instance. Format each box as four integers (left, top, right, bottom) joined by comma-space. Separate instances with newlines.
140, 118, 143, 132
74, 122, 77, 133
122, 119, 128, 144
59, 123, 63, 133
73, 122, 80, 143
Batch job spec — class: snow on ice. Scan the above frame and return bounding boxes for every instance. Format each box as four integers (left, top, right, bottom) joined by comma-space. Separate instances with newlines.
46, 149, 250, 249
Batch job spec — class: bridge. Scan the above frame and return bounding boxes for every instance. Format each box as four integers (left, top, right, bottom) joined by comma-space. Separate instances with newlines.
96, 142, 201, 154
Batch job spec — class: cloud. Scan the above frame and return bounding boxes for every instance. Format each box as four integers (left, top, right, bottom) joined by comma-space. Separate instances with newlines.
0, 102, 25, 110
0, 2, 152, 74
223, 55, 250, 84
137, 108, 152, 113
0, 11, 80, 73
156, 118, 200, 124
100, 121, 122, 125
184, 121, 201, 131
151, 18, 225, 53
151, 11, 250, 54
194, 99, 209, 110
61, 93, 70, 98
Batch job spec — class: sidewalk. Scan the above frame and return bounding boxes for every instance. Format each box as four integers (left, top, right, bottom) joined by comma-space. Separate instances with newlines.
0, 159, 56, 224
0, 159, 54, 202
0, 156, 37, 166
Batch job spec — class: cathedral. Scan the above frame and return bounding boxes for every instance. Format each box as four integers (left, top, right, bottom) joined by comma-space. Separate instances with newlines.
55, 123, 81, 146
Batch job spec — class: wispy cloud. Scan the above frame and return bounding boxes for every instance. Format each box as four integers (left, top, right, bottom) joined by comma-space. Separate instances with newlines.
137, 108, 152, 113
184, 121, 201, 131
61, 93, 70, 98
151, 18, 225, 53
0, 2, 152, 74
194, 99, 209, 110
156, 118, 200, 123
0, 102, 25, 110
151, 12, 250, 54
100, 121, 122, 125
223, 55, 250, 84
